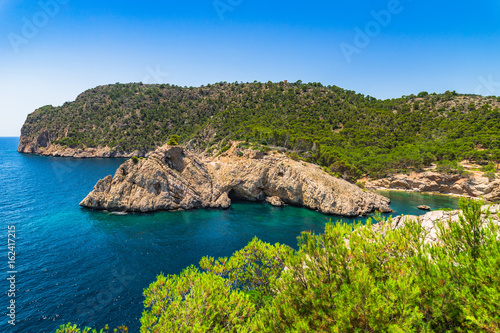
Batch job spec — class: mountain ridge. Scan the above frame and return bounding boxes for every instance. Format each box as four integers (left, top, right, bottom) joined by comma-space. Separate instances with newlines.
18, 81, 500, 180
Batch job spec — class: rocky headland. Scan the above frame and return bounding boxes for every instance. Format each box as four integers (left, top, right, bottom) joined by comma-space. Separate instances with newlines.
80, 143, 392, 217
365, 171, 500, 202
17, 132, 148, 158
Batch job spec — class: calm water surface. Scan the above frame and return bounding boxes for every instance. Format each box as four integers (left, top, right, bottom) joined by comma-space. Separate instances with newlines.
0, 137, 459, 332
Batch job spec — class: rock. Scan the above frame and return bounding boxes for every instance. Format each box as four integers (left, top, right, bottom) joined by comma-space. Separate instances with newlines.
417, 205, 431, 211
366, 171, 500, 202
80, 144, 393, 216
374, 204, 500, 244
266, 196, 284, 207
18, 140, 149, 158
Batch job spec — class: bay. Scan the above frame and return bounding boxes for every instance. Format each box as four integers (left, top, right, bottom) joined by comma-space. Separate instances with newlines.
0, 137, 459, 332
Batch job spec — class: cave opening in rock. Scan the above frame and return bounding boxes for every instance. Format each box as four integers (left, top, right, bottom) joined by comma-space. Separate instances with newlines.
227, 189, 246, 202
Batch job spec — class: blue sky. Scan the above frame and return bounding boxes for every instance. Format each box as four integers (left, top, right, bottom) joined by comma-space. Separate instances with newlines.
1, 0, 499, 136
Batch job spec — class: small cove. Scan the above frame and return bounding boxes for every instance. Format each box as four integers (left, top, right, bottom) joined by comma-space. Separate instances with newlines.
0, 138, 460, 332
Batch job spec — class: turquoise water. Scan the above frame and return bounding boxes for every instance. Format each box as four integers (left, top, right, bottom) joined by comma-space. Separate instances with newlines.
0, 137, 459, 332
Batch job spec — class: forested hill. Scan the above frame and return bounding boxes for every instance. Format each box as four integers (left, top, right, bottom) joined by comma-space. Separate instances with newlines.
19, 81, 500, 179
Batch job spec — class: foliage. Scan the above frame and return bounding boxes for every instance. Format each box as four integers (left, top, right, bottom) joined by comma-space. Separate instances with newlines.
436, 160, 468, 175
217, 143, 232, 156
355, 181, 365, 189
55, 323, 128, 333
139, 239, 291, 332
135, 198, 500, 332
140, 266, 255, 332
199, 237, 291, 306
167, 134, 180, 146
131, 156, 139, 164
481, 162, 497, 173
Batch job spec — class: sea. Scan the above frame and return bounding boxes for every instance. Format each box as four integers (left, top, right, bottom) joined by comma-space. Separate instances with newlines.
0, 137, 460, 333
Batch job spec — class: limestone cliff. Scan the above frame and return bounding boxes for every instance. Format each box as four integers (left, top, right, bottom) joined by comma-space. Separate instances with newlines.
17, 129, 148, 158
18, 140, 148, 158
80, 144, 392, 217
366, 171, 500, 202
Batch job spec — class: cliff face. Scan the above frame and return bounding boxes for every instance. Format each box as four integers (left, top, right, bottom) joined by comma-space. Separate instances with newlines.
366, 171, 500, 202
80, 144, 392, 217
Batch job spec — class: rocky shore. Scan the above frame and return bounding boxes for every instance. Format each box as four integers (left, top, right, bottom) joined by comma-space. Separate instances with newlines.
365, 171, 500, 202
18, 140, 147, 158
374, 204, 500, 244
80, 143, 392, 217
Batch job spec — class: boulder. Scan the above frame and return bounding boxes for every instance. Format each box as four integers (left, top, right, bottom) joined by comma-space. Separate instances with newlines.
266, 196, 284, 207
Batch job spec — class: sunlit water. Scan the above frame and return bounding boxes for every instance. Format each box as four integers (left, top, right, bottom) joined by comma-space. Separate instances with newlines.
0, 137, 459, 332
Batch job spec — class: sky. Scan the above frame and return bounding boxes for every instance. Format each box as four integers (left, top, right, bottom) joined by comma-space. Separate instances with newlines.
1, 0, 499, 136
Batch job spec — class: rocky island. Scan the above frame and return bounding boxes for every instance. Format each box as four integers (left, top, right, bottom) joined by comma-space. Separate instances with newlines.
80, 143, 392, 217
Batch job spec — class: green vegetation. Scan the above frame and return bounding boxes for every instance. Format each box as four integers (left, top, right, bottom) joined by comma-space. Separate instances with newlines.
140, 198, 499, 332
55, 323, 128, 333
21, 82, 500, 180
481, 162, 498, 181
167, 134, 180, 146
55, 199, 500, 332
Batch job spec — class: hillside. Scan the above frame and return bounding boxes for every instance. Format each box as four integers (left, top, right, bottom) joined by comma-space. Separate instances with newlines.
18, 81, 500, 180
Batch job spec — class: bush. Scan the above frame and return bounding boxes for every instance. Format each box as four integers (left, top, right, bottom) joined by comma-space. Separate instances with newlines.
140, 239, 291, 332
167, 134, 180, 146
131, 156, 139, 164
481, 162, 497, 173
55, 323, 128, 333
436, 160, 468, 175
481, 162, 497, 180
217, 143, 231, 156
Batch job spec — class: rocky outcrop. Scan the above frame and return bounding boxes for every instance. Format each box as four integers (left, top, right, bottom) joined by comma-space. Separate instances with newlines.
417, 205, 431, 211
374, 204, 500, 243
266, 196, 284, 207
366, 171, 500, 202
80, 144, 392, 216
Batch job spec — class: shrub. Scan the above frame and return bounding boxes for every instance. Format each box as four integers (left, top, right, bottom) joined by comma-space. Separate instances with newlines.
217, 143, 231, 156
55, 323, 128, 333
436, 160, 468, 175
167, 134, 180, 146
131, 156, 139, 164
481, 162, 496, 173
355, 181, 365, 189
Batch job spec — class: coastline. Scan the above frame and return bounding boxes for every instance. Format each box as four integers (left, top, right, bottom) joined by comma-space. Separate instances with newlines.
365, 170, 500, 203
17, 144, 150, 159
374, 187, 476, 200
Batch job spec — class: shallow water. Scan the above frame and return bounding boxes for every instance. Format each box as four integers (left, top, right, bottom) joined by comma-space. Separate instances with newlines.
0, 137, 459, 332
